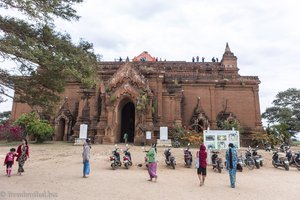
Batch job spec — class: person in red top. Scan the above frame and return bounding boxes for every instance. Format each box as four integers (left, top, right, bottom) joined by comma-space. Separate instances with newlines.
3, 148, 17, 177
16, 138, 29, 175
196, 144, 207, 186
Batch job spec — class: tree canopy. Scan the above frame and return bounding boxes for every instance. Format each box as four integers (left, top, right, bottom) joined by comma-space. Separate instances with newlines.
14, 112, 53, 143
262, 88, 300, 143
0, 0, 99, 115
0, 110, 11, 124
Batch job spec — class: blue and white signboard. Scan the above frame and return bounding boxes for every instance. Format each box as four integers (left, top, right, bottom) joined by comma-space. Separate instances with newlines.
203, 129, 240, 150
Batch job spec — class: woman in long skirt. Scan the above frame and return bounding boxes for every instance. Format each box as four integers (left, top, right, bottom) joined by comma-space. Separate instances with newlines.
16, 138, 30, 175
146, 144, 157, 182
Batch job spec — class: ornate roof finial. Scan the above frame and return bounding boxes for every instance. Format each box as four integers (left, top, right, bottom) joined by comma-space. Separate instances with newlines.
225, 42, 231, 53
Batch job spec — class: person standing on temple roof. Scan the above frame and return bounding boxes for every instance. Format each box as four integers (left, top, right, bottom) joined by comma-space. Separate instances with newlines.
196, 56, 199, 62
216, 57, 218, 62
126, 56, 129, 62
119, 57, 122, 62
156, 57, 158, 62
212, 57, 215, 62
202, 57, 205, 62
192, 57, 195, 62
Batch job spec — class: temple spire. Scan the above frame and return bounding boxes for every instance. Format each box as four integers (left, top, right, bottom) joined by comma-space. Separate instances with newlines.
221, 42, 237, 68
225, 42, 231, 53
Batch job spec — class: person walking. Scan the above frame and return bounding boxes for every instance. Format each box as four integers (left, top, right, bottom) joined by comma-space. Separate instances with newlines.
146, 144, 158, 182
196, 144, 207, 186
16, 138, 29, 175
82, 138, 91, 178
226, 143, 238, 188
123, 133, 128, 144
4, 148, 17, 177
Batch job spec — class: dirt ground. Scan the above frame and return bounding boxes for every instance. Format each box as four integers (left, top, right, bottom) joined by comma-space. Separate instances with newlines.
0, 142, 300, 200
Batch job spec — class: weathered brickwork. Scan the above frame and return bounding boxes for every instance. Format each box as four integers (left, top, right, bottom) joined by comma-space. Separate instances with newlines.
11, 44, 262, 145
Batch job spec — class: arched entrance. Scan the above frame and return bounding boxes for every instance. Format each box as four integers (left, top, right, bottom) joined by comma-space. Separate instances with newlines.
120, 102, 135, 143
58, 118, 66, 141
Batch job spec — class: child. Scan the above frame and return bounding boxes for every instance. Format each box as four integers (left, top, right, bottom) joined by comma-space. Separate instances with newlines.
4, 148, 17, 177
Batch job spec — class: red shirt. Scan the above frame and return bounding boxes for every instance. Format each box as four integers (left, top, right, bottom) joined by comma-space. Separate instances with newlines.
199, 151, 207, 168
4, 152, 17, 165
16, 145, 29, 161
199, 144, 207, 168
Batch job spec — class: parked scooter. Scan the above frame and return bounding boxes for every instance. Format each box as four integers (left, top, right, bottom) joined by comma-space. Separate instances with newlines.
286, 148, 300, 170
237, 153, 245, 172
251, 146, 264, 168
279, 143, 290, 153
272, 149, 289, 171
110, 147, 122, 170
264, 143, 272, 152
164, 148, 176, 169
211, 150, 223, 173
244, 148, 255, 170
183, 146, 193, 168
173, 138, 181, 148
123, 147, 132, 169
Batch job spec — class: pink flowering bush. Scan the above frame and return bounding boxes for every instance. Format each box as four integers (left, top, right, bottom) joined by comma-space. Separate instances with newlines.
0, 121, 22, 142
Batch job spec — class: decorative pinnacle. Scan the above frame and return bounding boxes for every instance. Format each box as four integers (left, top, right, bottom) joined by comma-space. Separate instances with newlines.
225, 42, 231, 53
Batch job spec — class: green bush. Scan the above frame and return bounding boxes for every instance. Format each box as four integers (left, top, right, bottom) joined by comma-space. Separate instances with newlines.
14, 112, 54, 143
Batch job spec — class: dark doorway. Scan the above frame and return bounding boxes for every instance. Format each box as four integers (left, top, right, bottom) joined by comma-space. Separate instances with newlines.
58, 118, 66, 141
121, 102, 135, 143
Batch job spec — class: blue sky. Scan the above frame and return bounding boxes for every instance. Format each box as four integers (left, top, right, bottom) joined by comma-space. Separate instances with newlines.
1, 0, 300, 125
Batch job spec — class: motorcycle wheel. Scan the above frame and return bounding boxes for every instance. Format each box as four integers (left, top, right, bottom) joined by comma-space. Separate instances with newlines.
171, 162, 175, 169
129, 161, 132, 166
260, 161, 263, 167
239, 166, 243, 172
272, 161, 278, 168
125, 162, 129, 169
247, 163, 254, 170
218, 168, 222, 173
255, 162, 260, 169
111, 163, 116, 170
187, 160, 191, 168
284, 164, 289, 171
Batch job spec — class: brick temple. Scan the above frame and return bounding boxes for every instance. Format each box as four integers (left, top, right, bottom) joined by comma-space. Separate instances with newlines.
11, 43, 263, 144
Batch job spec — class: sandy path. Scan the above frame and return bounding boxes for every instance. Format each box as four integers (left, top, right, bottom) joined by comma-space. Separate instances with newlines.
0, 142, 299, 200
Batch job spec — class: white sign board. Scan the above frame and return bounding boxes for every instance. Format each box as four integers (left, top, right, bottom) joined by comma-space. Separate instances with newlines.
203, 129, 240, 150
79, 124, 88, 139
160, 127, 168, 140
146, 131, 152, 140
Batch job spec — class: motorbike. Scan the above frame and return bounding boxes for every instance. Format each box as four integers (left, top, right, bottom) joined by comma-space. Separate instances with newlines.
237, 153, 245, 172
251, 146, 264, 168
110, 148, 122, 170
286, 149, 300, 170
211, 150, 223, 173
272, 150, 289, 171
183, 147, 193, 168
264, 143, 272, 152
244, 148, 255, 170
173, 138, 181, 148
164, 148, 176, 169
123, 148, 132, 169
280, 143, 290, 153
